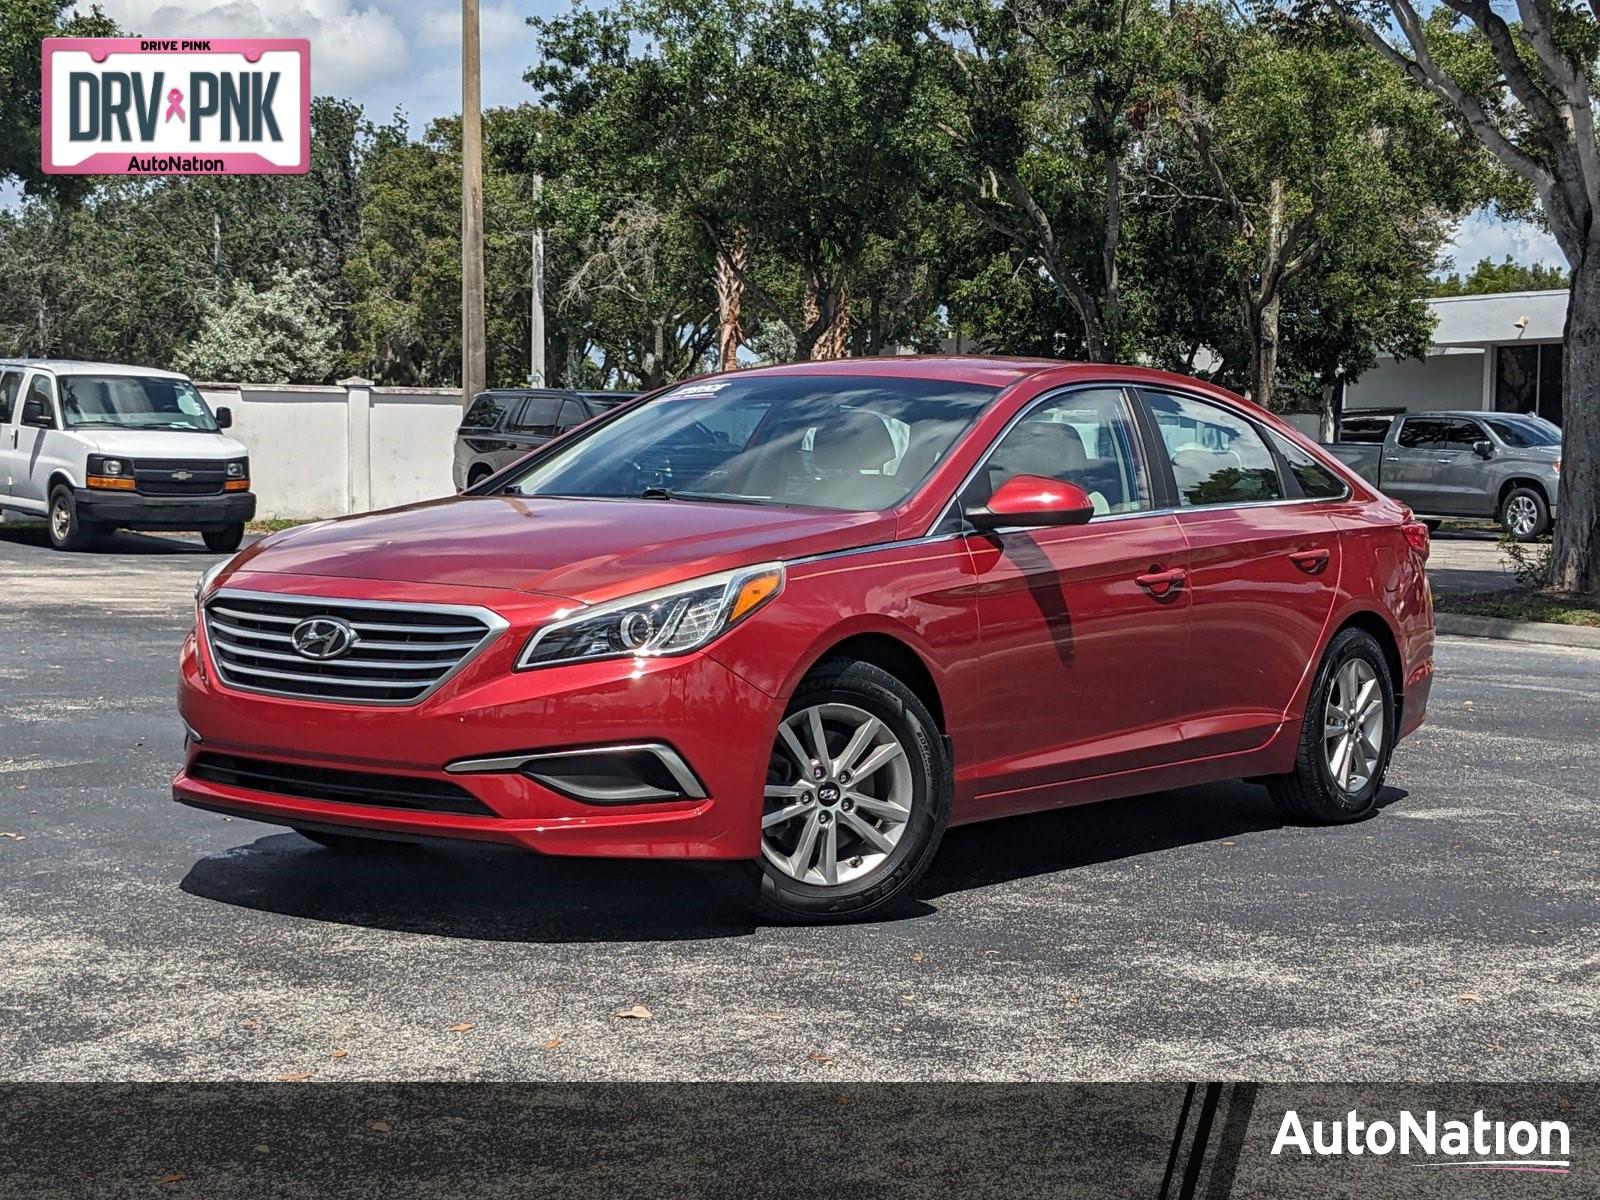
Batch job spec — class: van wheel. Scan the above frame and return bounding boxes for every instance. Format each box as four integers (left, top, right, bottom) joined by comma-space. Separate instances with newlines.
203, 524, 244, 553
48, 485, 100, 551
725, 659, 950, 924
1267, 627, 1396, 824
1500, 486, 1549, 542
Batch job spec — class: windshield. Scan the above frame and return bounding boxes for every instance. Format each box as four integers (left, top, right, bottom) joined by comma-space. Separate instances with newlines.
1484, 416, 1561, 448
59, 375, 219, 433
502, 374, 1000, 511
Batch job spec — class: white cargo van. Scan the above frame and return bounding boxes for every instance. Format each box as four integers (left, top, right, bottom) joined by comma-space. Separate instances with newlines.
0, 360, 255, 551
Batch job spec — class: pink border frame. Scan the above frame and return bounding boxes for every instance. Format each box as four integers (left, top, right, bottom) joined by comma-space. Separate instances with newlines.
41, 37, 311, 175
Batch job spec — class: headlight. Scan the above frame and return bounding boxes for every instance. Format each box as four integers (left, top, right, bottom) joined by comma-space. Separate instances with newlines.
517, 563, 784, 670
225, 459, 247, 479
86, 454, 135, 488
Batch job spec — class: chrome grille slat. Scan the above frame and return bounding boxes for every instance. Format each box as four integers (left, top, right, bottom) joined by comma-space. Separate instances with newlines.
202, 590, 507, 706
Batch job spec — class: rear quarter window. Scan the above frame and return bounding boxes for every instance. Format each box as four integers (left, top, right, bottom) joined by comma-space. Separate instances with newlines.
461, 394, 509, 430
1272, 433, 1349, 500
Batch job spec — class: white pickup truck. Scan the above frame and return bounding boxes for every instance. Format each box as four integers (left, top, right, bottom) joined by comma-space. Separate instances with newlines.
0, 359, 255, 551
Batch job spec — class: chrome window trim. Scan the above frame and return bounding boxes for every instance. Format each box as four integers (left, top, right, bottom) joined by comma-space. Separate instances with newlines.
200, 588, 509, 708
445, 742, 708, 802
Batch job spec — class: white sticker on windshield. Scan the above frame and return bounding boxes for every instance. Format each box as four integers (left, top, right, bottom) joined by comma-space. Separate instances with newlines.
672, 381, 729, 397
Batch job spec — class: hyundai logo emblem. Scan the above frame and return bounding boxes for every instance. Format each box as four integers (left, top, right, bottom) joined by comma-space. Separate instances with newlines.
290, 616, 358, 660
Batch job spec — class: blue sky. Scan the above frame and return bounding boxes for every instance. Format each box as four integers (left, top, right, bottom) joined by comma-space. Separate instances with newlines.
40, 2, 1568, 275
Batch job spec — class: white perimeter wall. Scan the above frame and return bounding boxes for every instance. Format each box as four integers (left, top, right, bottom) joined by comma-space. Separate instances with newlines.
196, 380, 463, 520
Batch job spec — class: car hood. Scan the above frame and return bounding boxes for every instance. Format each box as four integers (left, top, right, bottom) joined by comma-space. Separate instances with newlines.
224, 494, 897, 603
75, 429, 248, 459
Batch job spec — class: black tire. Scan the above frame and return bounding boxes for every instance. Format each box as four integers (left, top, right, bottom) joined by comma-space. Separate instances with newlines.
47, 485, 100, 551
726, 659, 951, 924
1499, 485, 1550, 542
1267, 627, 1396, 824
466, 465, 493, 488
202, 524, 245, 553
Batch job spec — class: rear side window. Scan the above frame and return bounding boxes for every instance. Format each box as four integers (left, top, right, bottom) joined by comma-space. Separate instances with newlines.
0, 370, 20, 422
1143, 390, 1284, 507
557, 399, 590, 431
1397, 418, 1447, 449
510, 394, 562, 437
1272, 433, 1348, 500
461, 394, 508, 429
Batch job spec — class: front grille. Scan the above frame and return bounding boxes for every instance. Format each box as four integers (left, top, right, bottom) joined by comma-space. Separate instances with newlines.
202, 592, 505, 704
134, 459, 227, 496
188, 752, 495, 816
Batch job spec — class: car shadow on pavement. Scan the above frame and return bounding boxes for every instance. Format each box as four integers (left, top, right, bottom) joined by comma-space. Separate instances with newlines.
0, 524, 217, 554
918, 780, 1408, 900
180, 831, 762, 942
179, 782, 1407, 939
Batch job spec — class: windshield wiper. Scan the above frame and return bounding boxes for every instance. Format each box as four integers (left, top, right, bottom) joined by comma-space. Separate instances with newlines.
638, 487, 772, 506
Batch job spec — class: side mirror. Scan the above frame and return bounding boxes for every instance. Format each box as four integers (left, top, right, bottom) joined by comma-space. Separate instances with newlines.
1472, 439, 1493, 459
214, 406, 233, 429
20, 397, 51, 428
968, 474, 1096, 531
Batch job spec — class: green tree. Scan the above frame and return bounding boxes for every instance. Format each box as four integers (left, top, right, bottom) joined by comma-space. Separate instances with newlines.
176, 267, 340, 383
1, 0, 117, 199
1433, 254, 1569, 295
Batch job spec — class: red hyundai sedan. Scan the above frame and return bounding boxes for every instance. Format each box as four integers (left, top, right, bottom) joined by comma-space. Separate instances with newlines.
175, 358, 1433, 921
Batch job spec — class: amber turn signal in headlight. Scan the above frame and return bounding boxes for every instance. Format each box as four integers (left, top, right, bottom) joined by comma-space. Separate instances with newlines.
86, 475, 137, 490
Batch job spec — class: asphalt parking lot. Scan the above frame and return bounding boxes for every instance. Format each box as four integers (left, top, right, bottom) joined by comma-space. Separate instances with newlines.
2, 523, 1597, 1081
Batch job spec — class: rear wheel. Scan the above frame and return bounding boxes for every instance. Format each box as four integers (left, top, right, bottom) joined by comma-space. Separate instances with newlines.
1267, 627, 1396, 824
467, 464, 493, 488
48, 485, 100, 551
203, 523, 244, 552
1499, 486, 1549, 542
727, 659, 950, 923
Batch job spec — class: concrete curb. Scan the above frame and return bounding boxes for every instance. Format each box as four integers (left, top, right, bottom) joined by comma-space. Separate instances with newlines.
1436, 612, 1600, 650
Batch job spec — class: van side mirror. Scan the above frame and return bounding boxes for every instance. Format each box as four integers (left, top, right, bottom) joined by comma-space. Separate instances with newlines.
214, 406, 233, 429
968, 475, 1096, 531
1472, 439, 1493, 459
20, 396, 51, 428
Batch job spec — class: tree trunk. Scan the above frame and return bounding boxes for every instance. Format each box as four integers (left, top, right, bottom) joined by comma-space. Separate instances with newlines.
813, 283, 850, 360
714, 227, 748, 371
1251, 289, 1281, 411
1553, 252, 1600, 595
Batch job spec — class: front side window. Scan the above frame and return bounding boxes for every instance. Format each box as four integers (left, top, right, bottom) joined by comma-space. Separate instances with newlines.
1144, 390, 1283, 507
57, 375, 218, 432
504, 374, 999, 512
25, 375, 56, 424
0, 370, 20, 422
969, 387, 1150, 516
1443, 419, 1486, 449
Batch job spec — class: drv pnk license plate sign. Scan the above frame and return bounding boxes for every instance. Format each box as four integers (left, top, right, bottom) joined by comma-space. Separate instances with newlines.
41, 38, 310, 176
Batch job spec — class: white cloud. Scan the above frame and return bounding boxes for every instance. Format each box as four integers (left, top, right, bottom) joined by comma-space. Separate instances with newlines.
96, 1, 409, 91
1444, 209, 1567, 274
414, 3, 526, 48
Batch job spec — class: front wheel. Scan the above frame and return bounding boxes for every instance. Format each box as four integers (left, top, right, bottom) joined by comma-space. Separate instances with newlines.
48, 485, 100, 551
726, 659, 951, 923
1499, 486, 1550, 542
1267, 627, 1396, 824
203, 524, 245, 552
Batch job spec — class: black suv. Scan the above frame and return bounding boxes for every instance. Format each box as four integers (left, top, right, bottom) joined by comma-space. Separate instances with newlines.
452, 389, 636, 490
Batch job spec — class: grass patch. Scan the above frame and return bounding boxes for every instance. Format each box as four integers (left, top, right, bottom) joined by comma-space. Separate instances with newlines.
1435, 588, 1600, 628
247, 518, 316, 534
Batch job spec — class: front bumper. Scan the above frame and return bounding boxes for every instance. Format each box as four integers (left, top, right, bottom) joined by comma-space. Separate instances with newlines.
76, 488, 256, 530
173, 574, 775, 859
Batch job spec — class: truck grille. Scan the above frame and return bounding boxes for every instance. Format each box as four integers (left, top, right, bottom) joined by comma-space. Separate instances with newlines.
134, 459, 228, 496
202, 592, 506, 705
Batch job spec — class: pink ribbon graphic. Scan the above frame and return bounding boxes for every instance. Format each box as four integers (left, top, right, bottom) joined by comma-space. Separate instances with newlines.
164, 88, 185, 123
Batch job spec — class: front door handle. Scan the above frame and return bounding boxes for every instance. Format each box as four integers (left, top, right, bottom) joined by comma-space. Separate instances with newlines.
1135, 566, 1187, 596
1289, 548, 1331, 574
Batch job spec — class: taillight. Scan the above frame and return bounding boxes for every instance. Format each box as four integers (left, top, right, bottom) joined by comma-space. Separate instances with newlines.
1401, 520, 1430, 562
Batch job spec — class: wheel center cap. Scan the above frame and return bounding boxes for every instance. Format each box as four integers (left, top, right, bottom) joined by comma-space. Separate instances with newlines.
817, 783, 841, 807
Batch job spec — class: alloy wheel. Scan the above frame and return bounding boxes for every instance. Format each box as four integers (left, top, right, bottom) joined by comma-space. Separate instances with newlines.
1323, 658, 1383, 795
761, 702, 914, 886
1506, 494, 1539, 538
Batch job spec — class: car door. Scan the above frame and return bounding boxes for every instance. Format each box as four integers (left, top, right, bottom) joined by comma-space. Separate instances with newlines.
1383, 416, 1450, 512
0, 367, 23, 502
11, 371, 62, 511
962, 385, 1193, 799
1141, 388, 1343, 758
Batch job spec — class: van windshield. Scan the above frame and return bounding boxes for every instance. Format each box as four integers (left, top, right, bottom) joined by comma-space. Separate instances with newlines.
58, 375, 220, 433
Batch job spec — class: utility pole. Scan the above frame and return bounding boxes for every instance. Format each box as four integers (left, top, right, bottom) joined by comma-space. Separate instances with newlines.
530, 176, 546, 386
460, 0, 486, 408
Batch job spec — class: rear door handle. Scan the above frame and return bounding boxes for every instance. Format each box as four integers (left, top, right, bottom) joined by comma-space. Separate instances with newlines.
1289, 548, 1331, 574
1135, 566, 1187, 595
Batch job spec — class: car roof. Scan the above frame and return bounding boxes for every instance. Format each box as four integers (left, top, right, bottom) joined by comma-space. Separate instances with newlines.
0, 358, 189, 380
